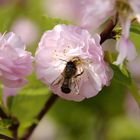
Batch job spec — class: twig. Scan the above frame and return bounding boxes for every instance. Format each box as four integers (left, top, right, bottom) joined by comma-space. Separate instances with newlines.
0, 107, 19, 139
20, 94, 58, 140
100, 14, 118, 44
9, 119, 19, 140
0, 134, 16, 140
0, 107, 9, 119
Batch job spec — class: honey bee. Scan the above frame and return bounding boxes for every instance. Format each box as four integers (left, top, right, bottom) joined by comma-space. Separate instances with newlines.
51, 57, 84, 94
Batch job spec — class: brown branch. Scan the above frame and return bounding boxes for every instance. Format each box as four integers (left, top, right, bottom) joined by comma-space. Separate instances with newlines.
20, 94, 58, 140
0, 134, 16, 140
0, 107, 9, 119
100, 14, 118, 44
9, 119, 19, 140
0, 107, 19, 139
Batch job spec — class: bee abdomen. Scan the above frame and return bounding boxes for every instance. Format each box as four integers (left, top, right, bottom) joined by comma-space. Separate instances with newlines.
61, 86, 71, 93
61, 78, 71, 94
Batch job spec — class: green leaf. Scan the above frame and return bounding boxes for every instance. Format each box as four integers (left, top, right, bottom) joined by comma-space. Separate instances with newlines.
7, 87, 51, 136
0, 119, 12, 130
41, 16, 73, 30
104, 51, 117, 63
0, 119, 12, 138
130, 24, 140, 35
128, 83, 140, 108
0, 4, 19, 32
111, 64, 140, 108
9, 88, 50, 123
111, 64, 131, 86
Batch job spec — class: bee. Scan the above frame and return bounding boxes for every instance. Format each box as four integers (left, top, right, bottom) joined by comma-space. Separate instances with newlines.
51, 57, 84, 94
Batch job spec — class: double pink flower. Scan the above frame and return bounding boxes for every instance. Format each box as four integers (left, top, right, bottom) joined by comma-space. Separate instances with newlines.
0, 32, 33, 103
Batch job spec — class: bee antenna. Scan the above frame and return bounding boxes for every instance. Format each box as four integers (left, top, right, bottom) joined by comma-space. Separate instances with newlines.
59, 59, 68, 62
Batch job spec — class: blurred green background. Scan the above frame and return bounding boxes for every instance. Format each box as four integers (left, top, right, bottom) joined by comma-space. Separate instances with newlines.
0, 0, 140, 140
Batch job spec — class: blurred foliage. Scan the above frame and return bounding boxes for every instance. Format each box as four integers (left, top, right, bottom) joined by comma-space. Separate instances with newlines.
130, 23, 140, 35
0, 0, 140, 140
49, 78, 126, 140
107, 116, 140, 140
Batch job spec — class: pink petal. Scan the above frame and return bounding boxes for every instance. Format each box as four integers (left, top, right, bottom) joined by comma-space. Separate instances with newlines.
114, 36, 137, 65
3, 86, 19, 105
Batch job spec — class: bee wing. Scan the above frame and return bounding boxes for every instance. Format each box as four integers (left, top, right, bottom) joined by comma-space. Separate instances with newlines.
70, 77, 80, 94
51, 74, 63, 86
70, 65, 84, 94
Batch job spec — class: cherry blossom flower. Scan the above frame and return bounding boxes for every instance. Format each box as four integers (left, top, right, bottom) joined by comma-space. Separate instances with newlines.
114, 17, 137, 65
113, 0, 138, 65
45, 0, 115, 30
11, 18, 38, 46
35, 24, 113, 101
77, 0, 115, 30
45, 0, 138, 65
0, 32, 33, 104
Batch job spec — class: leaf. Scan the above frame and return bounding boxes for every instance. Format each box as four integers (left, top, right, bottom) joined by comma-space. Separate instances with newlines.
0, 120, 12, 138
128, 83, 140, 108
111, 64, 140, 108
0, 4, 19, 32
130, 24, 140, 35
9, 88, 50, 123
41, 16, 73, 30
110, 64, 131, 86
6, 87, 52, 136
0, 119, 12, 129
104, 51, 117, 63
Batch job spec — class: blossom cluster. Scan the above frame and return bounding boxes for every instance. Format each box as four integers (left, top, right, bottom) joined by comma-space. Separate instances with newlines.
47, 0, 139, 64
1, 0, 140, 103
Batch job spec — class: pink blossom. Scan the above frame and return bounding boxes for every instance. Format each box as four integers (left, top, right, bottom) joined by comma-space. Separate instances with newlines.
45, 0, 138, 64
114, 35, 137, 65
114, 17, 137, 65
0, 32, 33, 103
77, 0, 115, 30
11, 18, 38, 46
35, 25, 113, 101
45, 0, 115, 31
114, 0, 140, 64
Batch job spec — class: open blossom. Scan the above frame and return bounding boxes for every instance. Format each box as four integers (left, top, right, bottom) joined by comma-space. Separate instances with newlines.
45, 0, 115, 30
0, 32, 33, 103
46, 0, 138, 64
114, 17, 137, 65
35, 25, 113, 101
113, 0, 138, 65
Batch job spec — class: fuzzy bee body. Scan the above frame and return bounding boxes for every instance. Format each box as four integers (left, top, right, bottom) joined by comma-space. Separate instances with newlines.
61, 61, 77, 93
51, 57, 83, 94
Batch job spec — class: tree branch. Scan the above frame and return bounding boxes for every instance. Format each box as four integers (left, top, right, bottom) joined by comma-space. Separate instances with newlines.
0, 107, 19, 139
9, 119, 19, 140
100, 14, 118, 44
20, 94, 58, 140
0, 134, 16, 140
0, 107, 9, 119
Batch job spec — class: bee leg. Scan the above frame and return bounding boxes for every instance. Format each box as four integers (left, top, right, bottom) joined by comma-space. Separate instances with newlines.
74, 70, 84, 78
